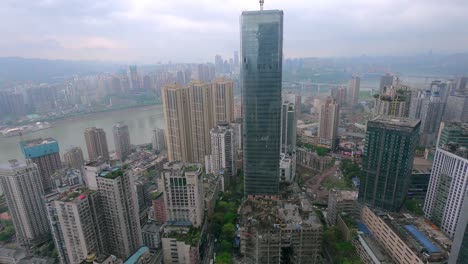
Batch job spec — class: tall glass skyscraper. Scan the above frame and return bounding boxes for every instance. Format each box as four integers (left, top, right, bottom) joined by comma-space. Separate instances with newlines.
359, 117, 420, 211
241, 10, 283, 197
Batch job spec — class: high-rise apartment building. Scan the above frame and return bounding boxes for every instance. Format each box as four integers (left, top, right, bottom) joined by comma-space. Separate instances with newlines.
152, 128, 167, 152
0, 160, 50, 247
189, 82, 215, 163
0, 91, 26, 116
48, 187, 106, 264
330, 87, 347, 106
162, 84, 192, 162
212, 79, 235, 124
63, 147, 85, 170
158, 162, 204, 227
379, 74, 394, 93
444, 92, 468, 122
318, 97, 339, 149
208, 123, 236, 177
423, 145, 468, 239
162, 80, 235, 163
96, 167, 143, 259
20, 138, 61, 193
348, 76, 360, 105
374, 85, 411, 117
84, 127, 110, 162
418, 92, 445, 146
241, 9, 283, 198
113, 122, 131, 161
359, 117, 420, 211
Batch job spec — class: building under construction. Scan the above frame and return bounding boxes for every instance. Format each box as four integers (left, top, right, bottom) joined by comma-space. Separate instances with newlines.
239, 187, 323, 264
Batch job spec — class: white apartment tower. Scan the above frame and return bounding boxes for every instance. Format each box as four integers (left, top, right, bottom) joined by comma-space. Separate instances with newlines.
158, 162, 205, 227
0, 160, 50, 247
209, 123, 236, 177
424, 146, 468, 239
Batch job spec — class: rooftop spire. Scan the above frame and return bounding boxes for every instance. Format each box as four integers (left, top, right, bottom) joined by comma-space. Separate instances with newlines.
260, 0, 264, 11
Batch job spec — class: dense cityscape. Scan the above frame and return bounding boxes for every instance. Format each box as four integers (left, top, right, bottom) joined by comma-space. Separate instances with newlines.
0, 1, 468, 264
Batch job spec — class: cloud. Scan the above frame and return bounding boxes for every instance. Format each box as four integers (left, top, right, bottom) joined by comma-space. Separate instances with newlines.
0, 0, 468, 62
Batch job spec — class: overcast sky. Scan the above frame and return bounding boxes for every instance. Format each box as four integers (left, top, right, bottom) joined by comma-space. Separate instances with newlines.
1, 0, 467, 63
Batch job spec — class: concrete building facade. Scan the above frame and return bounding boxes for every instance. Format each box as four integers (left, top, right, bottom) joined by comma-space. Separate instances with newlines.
63, 147, 85, 170
113, 122, 131, 161
84, 127, 110, 162
158, 162, 205, 228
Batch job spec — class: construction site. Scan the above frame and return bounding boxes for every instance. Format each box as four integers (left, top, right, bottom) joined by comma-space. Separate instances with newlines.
239, 184, 323, 264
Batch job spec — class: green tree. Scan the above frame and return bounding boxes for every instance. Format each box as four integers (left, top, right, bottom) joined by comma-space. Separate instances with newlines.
217, 252, 233, 264
221, 223, 235, 240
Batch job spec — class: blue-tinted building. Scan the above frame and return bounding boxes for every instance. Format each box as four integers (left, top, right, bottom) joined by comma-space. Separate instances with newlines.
20, 138, 61, 193
359, 117, 420, 211
241, 9, 283, 197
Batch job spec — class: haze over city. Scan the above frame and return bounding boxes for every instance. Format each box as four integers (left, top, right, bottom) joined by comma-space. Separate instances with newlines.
2, 0, 468, 62
0, 1, 468, 264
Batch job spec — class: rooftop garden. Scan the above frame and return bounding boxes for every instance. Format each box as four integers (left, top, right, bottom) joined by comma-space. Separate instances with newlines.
101, 168, 123, 179
184, 165, 199, 172
170, 227, 201, 246
297, 140, 329, 156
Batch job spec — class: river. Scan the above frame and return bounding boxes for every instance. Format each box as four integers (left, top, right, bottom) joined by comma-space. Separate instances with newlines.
0, 105, 165, 163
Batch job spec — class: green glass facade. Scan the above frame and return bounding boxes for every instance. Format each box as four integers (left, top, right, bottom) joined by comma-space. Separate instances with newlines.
241, 10, 283, 197
438, 122, 468, 148
359, 117, 420, 211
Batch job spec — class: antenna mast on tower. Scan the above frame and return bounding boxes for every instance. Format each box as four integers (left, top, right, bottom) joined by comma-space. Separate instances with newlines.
260, 0, 264, 11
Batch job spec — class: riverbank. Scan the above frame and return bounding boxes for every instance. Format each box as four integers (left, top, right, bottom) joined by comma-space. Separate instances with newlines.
52, 103, 163, 125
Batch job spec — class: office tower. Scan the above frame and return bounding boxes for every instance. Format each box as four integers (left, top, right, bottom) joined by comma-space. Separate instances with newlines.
158, 162, 204, 227
162, 80, 235, 163
48, 187, 106, 264
212, 79, 235, 124
129, 65, 140, 90
359, 117, 420, 211
241, 9, 283, 198
423, 145, 468, 239
444, 92, 468, 122
0, 160, 49, 247
64, 147, 85, 170
208, 123, 236, 177
184, 68, 192, 85
152, 128, 167, 152
113, 122, 131, 161
20, 138, 61, 193
449, 195, 468, 264
96, 167, 143, 259
418, 92, 445, 146
84, 127, 110, 162
348, 76, 360, 105
318, 96, 339, 149
379, 74, 394, 93
197, 64, 215, 83
437, 122, 468, 148
215, 54, 224, 74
